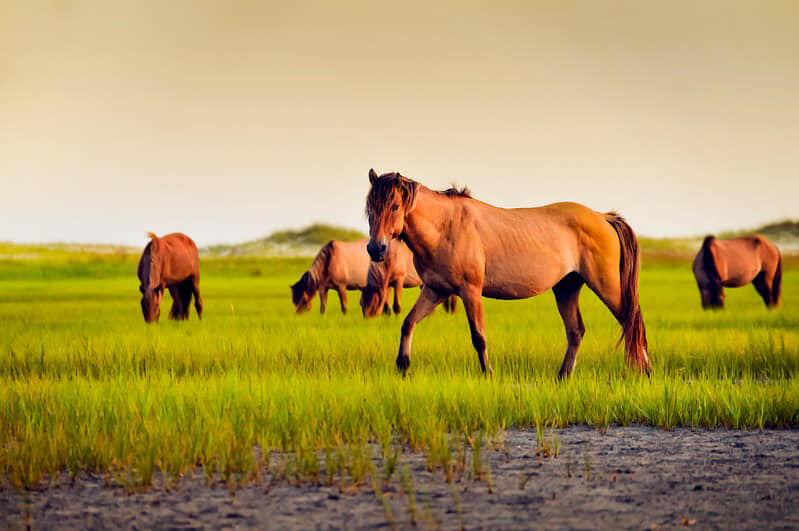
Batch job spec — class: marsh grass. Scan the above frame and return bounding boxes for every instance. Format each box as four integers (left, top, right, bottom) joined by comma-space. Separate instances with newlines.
0, 255, 797, 489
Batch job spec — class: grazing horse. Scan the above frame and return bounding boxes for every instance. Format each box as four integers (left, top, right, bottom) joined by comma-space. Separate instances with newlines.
360, 240, 459, 318
291, 239, 373, 314
137, 232, 202, 323
692, 235, 782, 309
365, 169, 651, 378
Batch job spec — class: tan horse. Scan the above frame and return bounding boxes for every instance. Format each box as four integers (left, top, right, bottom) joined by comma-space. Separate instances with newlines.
365, 169, 651, 378
291, 239, 372, 314
137, 232, 202, 323
360, 240, 421, 317
360, 240, 459, 318
692, 235, 782, 309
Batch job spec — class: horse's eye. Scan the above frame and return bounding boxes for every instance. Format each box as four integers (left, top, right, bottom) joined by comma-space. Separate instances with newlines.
391, 204, 399, 212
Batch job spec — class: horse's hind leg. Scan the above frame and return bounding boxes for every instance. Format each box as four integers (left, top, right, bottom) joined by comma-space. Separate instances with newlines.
752, 273, 773, 307
168, 285, 183, 320
583, 259, 651, 372
179, 279, 194, 319
190, 275, 203, 319
553, 273, 586, 380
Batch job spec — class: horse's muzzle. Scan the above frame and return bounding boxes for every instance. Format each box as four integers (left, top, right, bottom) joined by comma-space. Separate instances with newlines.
367, 241, 387, 262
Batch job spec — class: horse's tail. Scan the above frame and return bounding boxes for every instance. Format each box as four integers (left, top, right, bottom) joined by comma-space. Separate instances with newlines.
605, 213, 651, 373
773, 251, 782, 307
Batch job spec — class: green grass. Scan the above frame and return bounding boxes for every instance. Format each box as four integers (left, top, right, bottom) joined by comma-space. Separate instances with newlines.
1, 255, 798, 489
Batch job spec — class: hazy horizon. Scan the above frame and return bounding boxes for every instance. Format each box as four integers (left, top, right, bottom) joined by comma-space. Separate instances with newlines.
2, 1, 797, 247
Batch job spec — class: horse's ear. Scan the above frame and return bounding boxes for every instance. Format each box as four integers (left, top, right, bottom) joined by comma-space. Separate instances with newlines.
369, 168, 378, 185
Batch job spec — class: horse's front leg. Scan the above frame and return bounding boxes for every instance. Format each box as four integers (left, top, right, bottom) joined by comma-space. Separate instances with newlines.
167, 284, 182, 320
460, 285, 493, 377
336, 285, 348, 314
319, 287, 328, 314
397, 285, 444, 375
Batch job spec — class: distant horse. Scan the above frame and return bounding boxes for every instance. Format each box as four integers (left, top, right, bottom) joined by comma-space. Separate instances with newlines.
360, 239, 458, 318
365, 169, 651, 378
692, 235, 782, 309
137, 232, 202, 323
291, 239, 373, 314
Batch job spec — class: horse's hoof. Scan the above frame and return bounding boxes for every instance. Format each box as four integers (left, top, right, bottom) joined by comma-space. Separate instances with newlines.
396, 356, 410, 376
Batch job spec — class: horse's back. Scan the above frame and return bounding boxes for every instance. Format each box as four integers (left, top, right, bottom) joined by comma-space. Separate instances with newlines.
713, 235, 776, 288
160, 233, 200, 281
328, 239, 370, 289
466, 201, 619, 298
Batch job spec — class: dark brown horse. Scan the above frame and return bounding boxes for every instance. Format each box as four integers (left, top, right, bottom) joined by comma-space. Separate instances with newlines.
692, 235, 782, 309
365, 169, 651, 378
360, 240, 459, 318
137, 232, 202, 323
291, 239, 372, 314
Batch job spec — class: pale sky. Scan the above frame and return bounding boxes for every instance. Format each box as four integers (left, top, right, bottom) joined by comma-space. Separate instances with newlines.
1, 0, 797, 246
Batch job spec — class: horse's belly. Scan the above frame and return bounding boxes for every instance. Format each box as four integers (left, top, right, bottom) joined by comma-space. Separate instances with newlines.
482, 261, 567, 300
725, 274, 756, 288
724, 266, 760, 287
482, 283, 543, 300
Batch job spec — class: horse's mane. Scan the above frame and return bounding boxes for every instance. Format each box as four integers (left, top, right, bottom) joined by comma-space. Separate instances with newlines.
700, 235, 722, 287
140, 232, 160, 289
366, 172, 471, 219
292, 241, 334, 300
436, 184, 471, 198
366, 172, 419, 218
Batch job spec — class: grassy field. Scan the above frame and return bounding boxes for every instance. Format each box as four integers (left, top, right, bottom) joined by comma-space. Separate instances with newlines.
1, 252, 798, 490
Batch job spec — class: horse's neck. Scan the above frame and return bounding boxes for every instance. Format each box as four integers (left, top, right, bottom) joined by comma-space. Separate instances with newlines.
401, 189, 451, 261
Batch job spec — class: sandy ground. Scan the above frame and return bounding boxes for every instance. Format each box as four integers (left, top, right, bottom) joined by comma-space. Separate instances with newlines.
2, 427, 799, 530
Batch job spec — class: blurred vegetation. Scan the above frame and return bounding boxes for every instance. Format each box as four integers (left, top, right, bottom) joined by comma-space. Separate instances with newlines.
203, 223, 366, 257
720, 219, 799, 241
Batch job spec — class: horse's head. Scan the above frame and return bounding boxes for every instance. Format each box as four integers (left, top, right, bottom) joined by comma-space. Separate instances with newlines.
700, 285, 725, 309
365, 169, 418, 262
140, 284, 163, 322
290, 272, 314, 313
